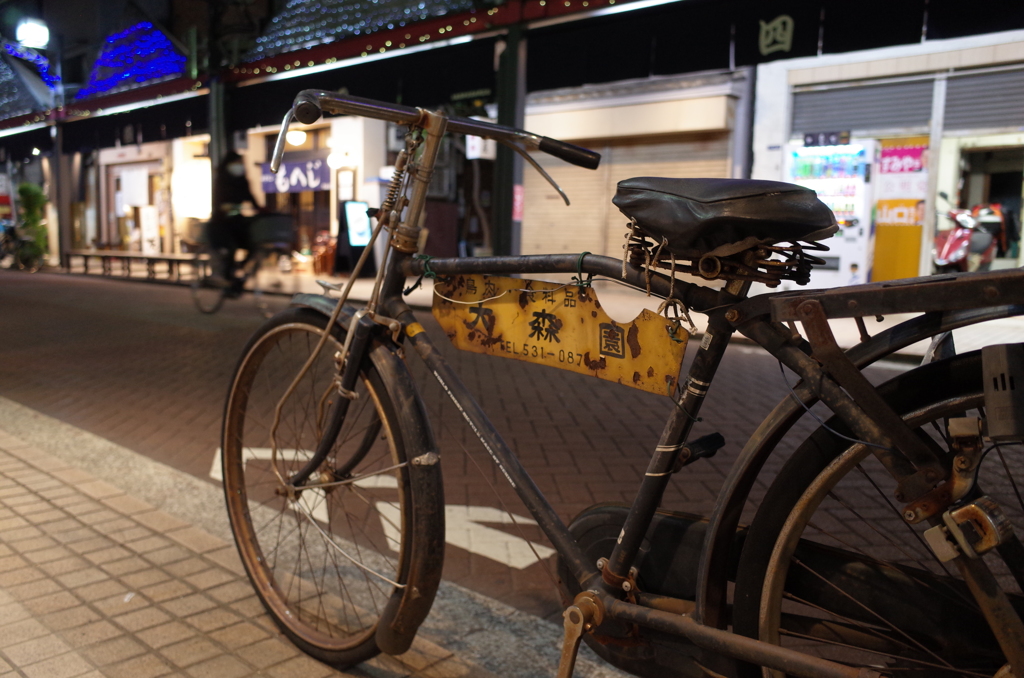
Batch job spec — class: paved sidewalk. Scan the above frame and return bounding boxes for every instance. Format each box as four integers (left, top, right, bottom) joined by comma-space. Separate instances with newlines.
0, 396, 624, 678
0, 429, 488, 678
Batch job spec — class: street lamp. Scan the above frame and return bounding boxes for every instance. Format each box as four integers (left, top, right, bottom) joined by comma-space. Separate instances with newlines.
16, 18, 49, 49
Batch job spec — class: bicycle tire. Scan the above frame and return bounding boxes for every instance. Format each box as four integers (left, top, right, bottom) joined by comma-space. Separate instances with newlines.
191, 245, 226, 314
222, 307, 440, 667
732, 351, 1023, 677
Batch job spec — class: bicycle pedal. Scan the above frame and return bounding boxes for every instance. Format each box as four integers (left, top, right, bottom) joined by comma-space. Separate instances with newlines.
555, 592, 604, 678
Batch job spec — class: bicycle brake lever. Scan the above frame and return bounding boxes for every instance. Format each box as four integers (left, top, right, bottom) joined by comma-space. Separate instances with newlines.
497, 139, 571, 206
270, 108, 295, 173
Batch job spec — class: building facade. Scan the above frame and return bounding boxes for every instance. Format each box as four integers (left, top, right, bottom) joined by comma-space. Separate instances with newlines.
753, 29, 1024, 288
2, 0, 1023, 279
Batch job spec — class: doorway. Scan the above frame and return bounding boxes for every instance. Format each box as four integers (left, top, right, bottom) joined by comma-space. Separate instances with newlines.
959, 147, 1023, 257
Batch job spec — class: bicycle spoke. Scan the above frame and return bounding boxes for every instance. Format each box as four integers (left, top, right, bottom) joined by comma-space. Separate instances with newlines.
776, 628, 990, 678
823, 489, 934, 572
853, 463, 959, 580
780, 591, 920, 655
996, 444, 1024, 517
790, 557, 956, 669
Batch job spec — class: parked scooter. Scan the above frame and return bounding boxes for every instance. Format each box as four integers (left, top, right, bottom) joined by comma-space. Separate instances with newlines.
932, 191, 1002, 273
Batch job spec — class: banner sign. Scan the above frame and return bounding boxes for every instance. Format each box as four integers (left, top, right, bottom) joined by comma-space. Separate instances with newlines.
873, 137, 929, 281
0, 174, 10, 218
261, 159, 329, 193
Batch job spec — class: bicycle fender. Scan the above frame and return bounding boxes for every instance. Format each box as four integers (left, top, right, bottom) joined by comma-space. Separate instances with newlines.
289, 293, 357, 327
371, 351, 445, 656
289, 292, 445, 655
695, 303, 1024, 630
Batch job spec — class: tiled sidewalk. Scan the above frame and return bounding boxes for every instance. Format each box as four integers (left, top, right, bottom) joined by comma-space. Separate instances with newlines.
0, 428, 488, 678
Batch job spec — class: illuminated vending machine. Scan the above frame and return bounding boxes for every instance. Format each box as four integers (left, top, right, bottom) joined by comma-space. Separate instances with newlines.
785, 139, 875, 289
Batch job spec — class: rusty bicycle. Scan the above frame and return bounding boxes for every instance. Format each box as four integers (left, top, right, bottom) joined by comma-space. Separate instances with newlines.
220, 89, 1024, 678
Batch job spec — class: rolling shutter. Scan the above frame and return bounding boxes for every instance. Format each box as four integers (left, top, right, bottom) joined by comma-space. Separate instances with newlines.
945, 68, 1024, 131
791, 80, 934, 134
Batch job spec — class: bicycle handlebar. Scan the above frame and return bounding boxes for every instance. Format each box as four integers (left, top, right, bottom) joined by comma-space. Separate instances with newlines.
289, 89, 601, 170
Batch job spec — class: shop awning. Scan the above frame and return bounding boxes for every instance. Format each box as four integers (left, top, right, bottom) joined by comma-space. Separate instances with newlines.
61, 87, 209, 154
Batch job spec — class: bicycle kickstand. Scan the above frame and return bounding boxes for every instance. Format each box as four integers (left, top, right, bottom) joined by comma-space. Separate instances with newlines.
556, 592, 604, 678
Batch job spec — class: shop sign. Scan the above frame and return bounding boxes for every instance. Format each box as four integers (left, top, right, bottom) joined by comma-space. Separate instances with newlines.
0, 174, 10, 219
759, 15, 794, 55
803, 131, 851, 147
261, 159, 329, 193
879, 144, 926, 174
873, 137, 930, 282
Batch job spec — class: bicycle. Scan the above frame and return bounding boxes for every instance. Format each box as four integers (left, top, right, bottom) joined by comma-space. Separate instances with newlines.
189, 214, 294, 314
1, 221, 41, 272
220, 89, 1024, 678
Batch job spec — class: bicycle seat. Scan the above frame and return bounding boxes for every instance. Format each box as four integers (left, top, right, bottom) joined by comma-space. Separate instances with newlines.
613, 177, 837, 259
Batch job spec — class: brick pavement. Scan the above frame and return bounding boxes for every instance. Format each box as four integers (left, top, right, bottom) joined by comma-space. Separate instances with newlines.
0, 427, 500, 678
0, 270, 918, 623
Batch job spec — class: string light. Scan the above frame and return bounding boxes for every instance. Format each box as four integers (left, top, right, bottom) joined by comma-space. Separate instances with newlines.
1, 40, 59, 88
245, 0, 500, 60
76, 22, 186, 100
0, 58, 41, 118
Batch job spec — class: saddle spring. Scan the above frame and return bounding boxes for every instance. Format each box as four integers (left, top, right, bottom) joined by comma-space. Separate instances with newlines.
623, 223, 828, 287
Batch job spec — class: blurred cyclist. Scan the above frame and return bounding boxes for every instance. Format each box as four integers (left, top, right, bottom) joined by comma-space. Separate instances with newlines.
209, 151, 262, 294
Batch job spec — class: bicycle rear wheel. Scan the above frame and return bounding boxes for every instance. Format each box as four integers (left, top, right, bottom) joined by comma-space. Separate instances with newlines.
191, 245, 226, 314
733, 352, 1023, 677
222, 308, 437, 667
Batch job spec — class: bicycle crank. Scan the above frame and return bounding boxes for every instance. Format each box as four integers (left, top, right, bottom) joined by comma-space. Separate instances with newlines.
556, 591, 605, 678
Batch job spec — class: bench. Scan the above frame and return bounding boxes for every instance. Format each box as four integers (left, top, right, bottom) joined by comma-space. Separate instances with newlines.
65, 250, 207, 282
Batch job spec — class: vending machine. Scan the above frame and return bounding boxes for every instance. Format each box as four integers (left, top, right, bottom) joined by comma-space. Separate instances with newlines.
784, 140, 875, 289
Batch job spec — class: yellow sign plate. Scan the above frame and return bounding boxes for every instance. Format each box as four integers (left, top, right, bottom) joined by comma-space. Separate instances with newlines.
432, 275, 687, 396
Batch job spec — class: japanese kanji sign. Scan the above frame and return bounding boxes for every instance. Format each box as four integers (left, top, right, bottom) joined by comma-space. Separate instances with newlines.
261, 160, 330, 193
433, 275, 687, 396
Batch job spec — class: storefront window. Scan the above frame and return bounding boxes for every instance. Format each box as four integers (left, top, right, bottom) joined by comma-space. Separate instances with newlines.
268, 190, 330, 254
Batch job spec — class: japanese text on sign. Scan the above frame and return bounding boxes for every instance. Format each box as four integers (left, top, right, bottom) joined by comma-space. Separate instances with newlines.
432, 275, 687, 396
261, 160, 330, 193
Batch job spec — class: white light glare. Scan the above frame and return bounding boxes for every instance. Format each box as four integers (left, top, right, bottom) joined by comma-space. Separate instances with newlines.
285, 130, 307, 146
16, 19, 49, 49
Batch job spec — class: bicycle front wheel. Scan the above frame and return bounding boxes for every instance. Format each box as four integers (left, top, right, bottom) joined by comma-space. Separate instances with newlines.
222, 308, 431, 667
191, 246, 226, 314
733, 352, 1023, 677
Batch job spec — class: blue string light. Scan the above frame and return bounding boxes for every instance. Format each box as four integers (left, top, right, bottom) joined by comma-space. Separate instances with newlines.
1, 40, 59, 89
76, 22, 185, 99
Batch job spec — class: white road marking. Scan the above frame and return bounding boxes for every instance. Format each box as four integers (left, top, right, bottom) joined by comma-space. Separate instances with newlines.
377, 503, 555, 569
212, 448, 554, 568
211, 447, 392, 523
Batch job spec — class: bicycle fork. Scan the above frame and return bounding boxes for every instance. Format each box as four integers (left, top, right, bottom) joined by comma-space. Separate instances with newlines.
288, 310, 377, 488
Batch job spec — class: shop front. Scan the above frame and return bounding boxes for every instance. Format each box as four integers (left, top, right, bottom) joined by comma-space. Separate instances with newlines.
753, 29, 1024, 286
520, 69, 752, 259
96, 142, 173, 252
244, 113, 387, 275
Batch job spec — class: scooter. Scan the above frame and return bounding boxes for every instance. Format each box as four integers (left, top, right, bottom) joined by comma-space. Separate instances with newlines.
932, 191, 1001, 273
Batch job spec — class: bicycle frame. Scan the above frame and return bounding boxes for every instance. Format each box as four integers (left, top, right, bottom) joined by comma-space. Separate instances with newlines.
278, 90, 1024, 678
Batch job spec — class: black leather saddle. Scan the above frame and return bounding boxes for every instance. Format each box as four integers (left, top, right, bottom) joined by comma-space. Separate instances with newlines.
612, 177, 838, 259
